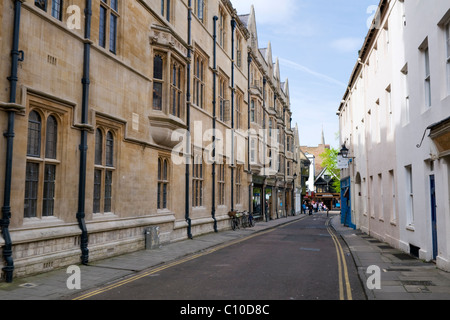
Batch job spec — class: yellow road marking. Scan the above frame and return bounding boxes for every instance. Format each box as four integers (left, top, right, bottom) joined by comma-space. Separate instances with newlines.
73, 217, 306, 300
326, 219, 352, 300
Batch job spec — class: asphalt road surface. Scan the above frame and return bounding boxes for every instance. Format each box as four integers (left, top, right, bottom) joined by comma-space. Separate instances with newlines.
73, 213, 366, 302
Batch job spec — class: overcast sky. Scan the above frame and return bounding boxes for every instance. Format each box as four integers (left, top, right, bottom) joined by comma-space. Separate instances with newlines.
230, 0, 377, 148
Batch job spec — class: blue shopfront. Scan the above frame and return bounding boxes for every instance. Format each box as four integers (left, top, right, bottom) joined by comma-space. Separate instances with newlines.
340, 177, 356, 229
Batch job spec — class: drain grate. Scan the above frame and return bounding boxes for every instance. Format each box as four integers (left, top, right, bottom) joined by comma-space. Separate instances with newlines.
393, 253, 416, 260
401, 280, 435, 286
384, 268, 412, 272
19, 283, 38, 288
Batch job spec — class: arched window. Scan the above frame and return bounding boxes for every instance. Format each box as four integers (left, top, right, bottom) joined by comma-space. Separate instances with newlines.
95, 129, 103, 165
27, 111, 41, 157
45, 115, 58, 159
93, 127, 116, 214
157, 157, 169, 209
106, 131, 114, 167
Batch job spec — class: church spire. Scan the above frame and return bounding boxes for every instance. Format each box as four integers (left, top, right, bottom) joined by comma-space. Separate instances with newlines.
321, 126, 325, 146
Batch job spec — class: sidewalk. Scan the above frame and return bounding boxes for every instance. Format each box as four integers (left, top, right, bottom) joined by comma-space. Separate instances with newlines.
330, 214, 450, 300
2, 213, 450, 300
0, 214, 306, 300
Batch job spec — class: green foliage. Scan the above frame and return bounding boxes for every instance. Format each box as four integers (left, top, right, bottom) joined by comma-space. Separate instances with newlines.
319, 148, 341, 193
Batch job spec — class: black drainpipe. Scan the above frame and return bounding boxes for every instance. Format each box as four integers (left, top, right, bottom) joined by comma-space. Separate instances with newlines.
185, 0, 193, 239
230, 19, 236, 212
211, 16, 218, 232
2, 0, 24, 283
76, 0, 93, 265
247, 52, 252, 215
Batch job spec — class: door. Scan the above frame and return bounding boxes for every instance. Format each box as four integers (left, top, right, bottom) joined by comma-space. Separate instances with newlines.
430, 175, 438, 260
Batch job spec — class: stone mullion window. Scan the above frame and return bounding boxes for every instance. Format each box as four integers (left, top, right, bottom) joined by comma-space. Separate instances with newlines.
25, 111, 60, 218
93, 128, 115, 214
218, 162, 226, 205
157, 158, 170, 210
235, 165, 241, 205
171, 61, 183, 118
153, 54, 164, 111
192, 154, 203, 208
99, 0, 119, 54
161, 0, 171, 22
193, 53, 205, 109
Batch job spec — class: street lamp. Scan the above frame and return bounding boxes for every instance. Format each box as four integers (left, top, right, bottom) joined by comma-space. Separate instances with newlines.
339, 143, 349, 159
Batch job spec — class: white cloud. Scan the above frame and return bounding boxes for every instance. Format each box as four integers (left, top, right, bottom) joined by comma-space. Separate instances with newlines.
330, 37, 363, 54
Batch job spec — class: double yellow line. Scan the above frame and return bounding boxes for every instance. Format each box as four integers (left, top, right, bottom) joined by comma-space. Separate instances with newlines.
326, 219, 352, 300
73, 219, 304, 300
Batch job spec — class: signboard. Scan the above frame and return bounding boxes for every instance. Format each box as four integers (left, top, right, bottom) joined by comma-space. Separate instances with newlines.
337, 155, 349, 169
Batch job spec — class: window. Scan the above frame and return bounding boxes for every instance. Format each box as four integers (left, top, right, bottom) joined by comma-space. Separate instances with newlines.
193, 54, 205, 109
218, 163, 226, 205
389, 170, 396, 222
34, 0, 63, 21
161, 0, 171, 22
93, 128, 115, 214
25, 111, 59, 218
99, 0, 119, 54
219, 7, 226, 49
153, 54, 164, 111
35, 0, 48, 11
236, 165, 242, 205
171, 61, 183, 118
405, 165, 414, 226
192, 155, 203, 207
423, 47, 431, 107
219, 76, 228, 122
236, 33, 242, 68
250, 100, 255, 123
250, 138, 256, 164
446, 22, 450, 95
158, 158, 169, 209
52, 0, 63, 20
401, 65, 410, 125
194, 0, 205, 23
236, 92, 242, 130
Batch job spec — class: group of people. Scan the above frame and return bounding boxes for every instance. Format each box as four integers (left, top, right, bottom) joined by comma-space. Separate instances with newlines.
301, 200, 329, 215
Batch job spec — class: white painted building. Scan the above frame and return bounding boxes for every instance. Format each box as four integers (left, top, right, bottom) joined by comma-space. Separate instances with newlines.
338, 0, 450, 271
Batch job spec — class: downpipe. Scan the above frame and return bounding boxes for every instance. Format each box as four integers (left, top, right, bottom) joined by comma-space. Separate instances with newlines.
1, 0, 24, 283
230, 19, 236, 212
211, 16, 218, 232
76, 0, 93, 265
185, 0, 193, 239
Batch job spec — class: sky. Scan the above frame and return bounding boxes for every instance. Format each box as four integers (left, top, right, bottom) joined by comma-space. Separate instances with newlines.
230, 0, 378, 148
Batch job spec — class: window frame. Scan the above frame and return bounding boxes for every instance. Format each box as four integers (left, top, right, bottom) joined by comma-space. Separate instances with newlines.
192, 154, 204, 208
157, 157, 170, 210
99, 0, 119, 54
93, 127, 116, 214
193, 53, 206, 109
25, 110, 61, 219
218, 162, 226, 206
170, 60, 184, 118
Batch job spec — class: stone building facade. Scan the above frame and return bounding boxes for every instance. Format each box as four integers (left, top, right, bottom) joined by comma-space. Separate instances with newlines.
0, 0, 297, 281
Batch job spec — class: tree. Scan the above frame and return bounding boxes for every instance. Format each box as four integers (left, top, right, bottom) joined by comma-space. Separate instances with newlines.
319, 148, 341, 193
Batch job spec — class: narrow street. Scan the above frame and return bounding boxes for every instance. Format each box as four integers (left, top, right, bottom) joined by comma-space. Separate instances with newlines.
72, 213, 366, 301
